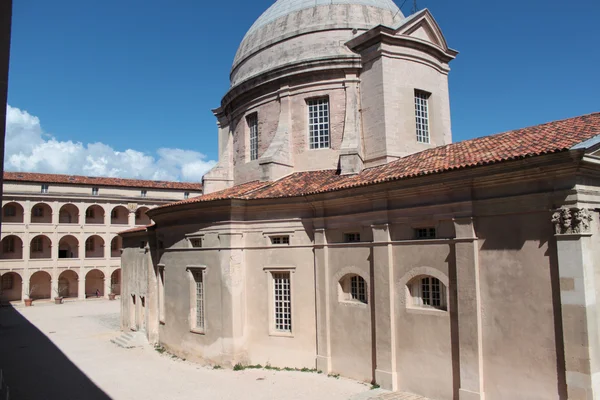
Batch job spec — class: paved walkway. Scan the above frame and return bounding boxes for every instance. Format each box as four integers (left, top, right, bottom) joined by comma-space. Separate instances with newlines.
0, 300, 409, 400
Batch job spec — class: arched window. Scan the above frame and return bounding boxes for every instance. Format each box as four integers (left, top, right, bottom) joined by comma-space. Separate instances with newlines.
339, 274, 367, 304
409, 276, 447, 311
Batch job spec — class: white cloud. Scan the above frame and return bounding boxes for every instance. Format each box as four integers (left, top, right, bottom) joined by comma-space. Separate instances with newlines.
4, 105, 216, 182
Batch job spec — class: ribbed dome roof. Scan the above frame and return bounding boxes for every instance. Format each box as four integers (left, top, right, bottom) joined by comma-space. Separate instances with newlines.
246, 0, 401, 37
231, 0, 404, 87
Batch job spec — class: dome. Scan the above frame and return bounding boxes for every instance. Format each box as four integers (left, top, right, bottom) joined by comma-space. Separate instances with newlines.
230, 0, 404, 87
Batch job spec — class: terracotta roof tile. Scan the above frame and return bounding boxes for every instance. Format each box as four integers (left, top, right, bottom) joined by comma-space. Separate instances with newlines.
156, 112, 600, 209
3, 171, 203, 191
118, 224, 155, 235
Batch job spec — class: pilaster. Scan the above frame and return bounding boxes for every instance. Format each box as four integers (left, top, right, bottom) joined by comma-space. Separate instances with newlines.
259, 86, 293, 181
314, 228, 331, 373
553, 207, 600, 399
339, 72, 364, 175
371, 223, 397, 390
78, 268, 85, 300
453, 217, 484, 400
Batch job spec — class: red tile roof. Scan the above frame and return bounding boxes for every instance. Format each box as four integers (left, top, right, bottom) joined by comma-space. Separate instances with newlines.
155, 112, 600, 210
118, 224, 155, 235
3, 171, 203, 191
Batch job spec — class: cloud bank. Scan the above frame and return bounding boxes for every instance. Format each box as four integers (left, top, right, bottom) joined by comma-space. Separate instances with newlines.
4, 105, 216, 182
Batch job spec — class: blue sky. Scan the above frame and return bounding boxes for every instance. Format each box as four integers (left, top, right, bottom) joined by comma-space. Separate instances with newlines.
6, 0, 600, 181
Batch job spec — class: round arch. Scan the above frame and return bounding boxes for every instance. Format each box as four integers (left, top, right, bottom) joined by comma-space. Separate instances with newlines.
110, 205, 129, 225
110, 236, 122, 258
135, 207, 151, 226
397, 267, 450, 311
59, 203, 80, 224
1, 271, 23, 302
58, 269, 79, 298
110, 268, 121, 295
85, 204, 105, 224
85, 235, 105, 258
0, 234, 23, 260
31, 202, 52, 224
29, 270, 52, 300
58, 235, 79, 259
85, 269, 105, 297
30, 235, 52, 259
3, 202, 24, 223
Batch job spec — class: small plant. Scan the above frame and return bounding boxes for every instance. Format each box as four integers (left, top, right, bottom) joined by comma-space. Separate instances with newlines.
25, 284, 38, 299
212, 365, 223, 370
328, 373, 340, 379
370, 383, 381, 390
154, 345, 166, 354
233, 363, 245, 371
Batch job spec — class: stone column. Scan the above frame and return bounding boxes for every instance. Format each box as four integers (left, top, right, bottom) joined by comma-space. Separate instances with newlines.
552, 207, 600, 399
51, 276, 58, 299
453, 217, 484, 400
371, 223, 397, 391
78, 269, 86, 299
339, 72, 364, 175
128, 210, 136, 226
314, 228, 331, 373
103, 275, 110, 299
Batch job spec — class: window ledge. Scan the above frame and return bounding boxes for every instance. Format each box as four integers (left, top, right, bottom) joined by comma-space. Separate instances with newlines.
190, 328, 205, 335
269, 331, 294, 338
339, 300, 368, 308
406, 306, 448, 316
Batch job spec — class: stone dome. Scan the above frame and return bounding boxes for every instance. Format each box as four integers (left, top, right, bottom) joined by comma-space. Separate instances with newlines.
230, 0, 404, 88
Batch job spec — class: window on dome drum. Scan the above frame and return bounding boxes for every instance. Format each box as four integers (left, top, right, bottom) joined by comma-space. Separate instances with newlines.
410, 276, 447, 311
3, 236, 15, 253
270, 235, 290, 245
33, 207, 44, 218
308, 98, 330, 149
32, 237, 43, 253
4, 205, 15, 217
141, 190, 147, 198
2, 274, 13, 290
247, 113, 259, 161
41, 184, 49, 194
415, 90, 430, 143
272, 272, 292, 332
415, 227, 436, 239
190, 238, 202, 248
184, 192, 190, 200
92, 187, 99, 196
339, 274, 368, 304
344, 232, 361, 243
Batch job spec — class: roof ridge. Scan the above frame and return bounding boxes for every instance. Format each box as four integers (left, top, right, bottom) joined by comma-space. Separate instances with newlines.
3, 170, 196, 185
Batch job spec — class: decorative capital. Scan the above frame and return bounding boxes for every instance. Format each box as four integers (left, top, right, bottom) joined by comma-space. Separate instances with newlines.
552, 207, 593, 235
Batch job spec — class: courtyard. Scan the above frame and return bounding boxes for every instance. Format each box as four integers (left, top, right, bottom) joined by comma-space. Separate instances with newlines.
0, 300, 387, 400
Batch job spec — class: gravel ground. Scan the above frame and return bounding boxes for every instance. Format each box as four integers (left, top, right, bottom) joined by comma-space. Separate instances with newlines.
0, 300, 386, 400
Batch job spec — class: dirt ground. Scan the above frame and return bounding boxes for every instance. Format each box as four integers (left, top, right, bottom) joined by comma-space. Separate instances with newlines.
0, 299, 387, 400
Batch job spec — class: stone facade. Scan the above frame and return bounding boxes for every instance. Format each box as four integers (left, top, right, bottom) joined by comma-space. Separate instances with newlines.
119, 1, 600, 399
0, 173, 201, 303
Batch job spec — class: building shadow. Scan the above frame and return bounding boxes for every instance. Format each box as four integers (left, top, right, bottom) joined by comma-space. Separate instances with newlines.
0, 304, 111, 400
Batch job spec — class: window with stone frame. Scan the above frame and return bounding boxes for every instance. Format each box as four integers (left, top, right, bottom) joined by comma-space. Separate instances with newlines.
1, 274, 13, 290
3, 236, 15, 253
270, 235, 290, 245
272, 271, 292, 332
409, 276, 447, 311
41, 184, 49, 194
141, 190, 147, 198
190, 238, 202, 248
414, 90, 430, 143
344, 232, 361, 243
158, 265, 165, 323
92, 187, 99, 196
188, 267, 207, 333
339, 274, 368, 304
308, 98, 330, 149
184, 192, 190, 199
247, 113, 259, 161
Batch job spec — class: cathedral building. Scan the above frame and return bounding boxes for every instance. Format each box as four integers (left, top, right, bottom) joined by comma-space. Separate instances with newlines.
119, 1, 600, 399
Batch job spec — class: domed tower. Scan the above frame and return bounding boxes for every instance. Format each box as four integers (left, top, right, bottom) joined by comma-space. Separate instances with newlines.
203, 0, 457, 194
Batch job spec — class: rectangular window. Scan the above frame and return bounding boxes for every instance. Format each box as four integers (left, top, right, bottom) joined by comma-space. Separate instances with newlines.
92, 187, 99, 196
247, 113, 259, 161
184, 192, 190, 200
41, 184, 49, 194
3, 237, 14, 253
33, 207, 44, 218
344, 232, 361, 243
141, 190, 147, 198
270, 235, 290, 245
1, 274, 13, 290
190, 238, 202, 248
415, 227, 436, 239
415, 90, 430, 143
158, 266, 165, 323
32, 237, 43, 252
4, 205, 15, 217
193, 271, 205, 331
308, 98, 330, 149
273, 272, 292, 332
